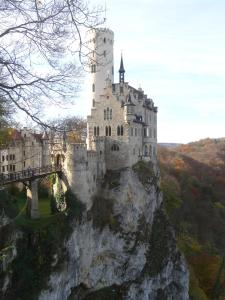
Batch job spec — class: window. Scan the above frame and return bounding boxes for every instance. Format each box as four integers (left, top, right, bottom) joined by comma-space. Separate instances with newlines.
2, 166, 5, 172
149, 145, 152, 157
105, 126, 108, 136
150, 129, 152, 138
94, 126, 96, 136
92, 83, 95, 92
104, 109, 106, 120
13, 165, 15, 171
144, 145, 148, 156
23, 151, 25, 156
144, 128, 147, 137
2, 155, 4, 162
92, 99, 95, 107
135, 128, 137, 136
6, 165, 8, 171
117, 125, 120, 136
97, 126, 99, 136
6, 155, 8, 161
10, 154, 12, 160
120, 125, 123, 136
103, 37, 106, 43
24, 161, 25, 167
13, 154, 15, 160
109, 126, 111, 136
107, 107, 109, 120
110, 109, 112, 120
103, 50, 106, 57
10, 164, 12, 171
92, 50, 95, 57
130, 127, 133, 136
111, 144, 119, 151
91, 64, 96, 73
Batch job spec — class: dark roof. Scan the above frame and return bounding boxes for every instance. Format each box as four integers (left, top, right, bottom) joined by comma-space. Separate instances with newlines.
119, 55, 125, 73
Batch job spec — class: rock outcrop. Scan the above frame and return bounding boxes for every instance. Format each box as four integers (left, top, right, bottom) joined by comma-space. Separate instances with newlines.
39, 162, 189, 300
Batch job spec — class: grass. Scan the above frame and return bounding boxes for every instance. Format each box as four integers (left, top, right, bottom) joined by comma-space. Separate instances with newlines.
14, 195, 55, 231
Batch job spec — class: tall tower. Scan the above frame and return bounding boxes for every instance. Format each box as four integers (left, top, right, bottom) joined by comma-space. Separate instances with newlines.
86, 28, 114, 107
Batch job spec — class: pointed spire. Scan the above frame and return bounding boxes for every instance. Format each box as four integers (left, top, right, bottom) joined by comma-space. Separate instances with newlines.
119, 54, 125, 83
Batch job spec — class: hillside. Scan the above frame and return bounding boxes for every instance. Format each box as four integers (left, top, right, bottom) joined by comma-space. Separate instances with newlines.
158, 138, 225, 300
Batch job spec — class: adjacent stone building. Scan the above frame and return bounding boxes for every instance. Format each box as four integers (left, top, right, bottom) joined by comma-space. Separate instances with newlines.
0, 128, 50, 175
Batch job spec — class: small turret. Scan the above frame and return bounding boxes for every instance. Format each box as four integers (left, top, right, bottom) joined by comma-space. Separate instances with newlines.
119, 54, 125, 83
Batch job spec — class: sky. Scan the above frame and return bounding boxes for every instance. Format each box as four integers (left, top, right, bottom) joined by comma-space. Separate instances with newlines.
56, 0, 225, 143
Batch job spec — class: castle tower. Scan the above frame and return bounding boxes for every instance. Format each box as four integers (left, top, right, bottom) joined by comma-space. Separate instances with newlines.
86, 28, 114, 107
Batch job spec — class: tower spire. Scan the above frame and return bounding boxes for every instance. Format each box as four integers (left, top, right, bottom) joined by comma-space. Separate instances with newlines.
119, 53, 125, 83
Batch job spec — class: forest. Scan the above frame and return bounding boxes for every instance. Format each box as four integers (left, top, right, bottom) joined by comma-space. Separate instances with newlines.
158, 138, 225, 299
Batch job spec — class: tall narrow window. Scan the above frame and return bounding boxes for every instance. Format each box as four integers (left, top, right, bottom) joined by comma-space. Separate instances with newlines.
109, 126, 111, 136
104, 109, 106, 120
92, 99, 95, 107
92, 83, 95, 92
94, 127, 96, 136
105, 126, 108, 136
144, 128, 147, 137
130, 127, 133, 136
135, 128, 137, 136
121, 125, 123, 136
97, 126, 99, 136
117, 126, 120, 136
110, 109, 112, 120
107, 107, 109, 120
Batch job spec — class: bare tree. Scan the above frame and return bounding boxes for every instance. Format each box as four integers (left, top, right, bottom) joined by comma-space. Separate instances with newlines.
0, 0, 103, 129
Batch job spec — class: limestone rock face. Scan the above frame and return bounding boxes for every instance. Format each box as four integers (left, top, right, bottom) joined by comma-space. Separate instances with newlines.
39, 164, 189, 300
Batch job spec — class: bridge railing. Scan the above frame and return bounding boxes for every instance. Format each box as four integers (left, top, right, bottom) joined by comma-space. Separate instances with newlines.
0, 164, 62, 186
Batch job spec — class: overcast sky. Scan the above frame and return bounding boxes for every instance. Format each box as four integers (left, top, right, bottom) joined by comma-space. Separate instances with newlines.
64, 0, 225, 143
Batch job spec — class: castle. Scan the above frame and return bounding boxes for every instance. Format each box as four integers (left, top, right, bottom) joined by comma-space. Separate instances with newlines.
59, 28, 158, 205
0, 28, 158, 206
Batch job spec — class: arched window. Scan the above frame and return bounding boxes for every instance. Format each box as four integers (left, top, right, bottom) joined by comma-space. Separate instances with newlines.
105, 126, 108, 136
130, 127, 133, 136
97, 126, 99, 136
144, 145, 148, 156
110, 109, 112, 120
91, 64, 96, 73
135, 128, 137, 136
92, 83, 95, 92
107, 107, 109, 120
120, 125, 123, 136
104, 109, 106, 120
149, 145, 152, 157
117, 125, 120, 136
109, 126, 111, 136
144, 128, 147, 137
94, 127, 96, 136
111, 144, 119, 151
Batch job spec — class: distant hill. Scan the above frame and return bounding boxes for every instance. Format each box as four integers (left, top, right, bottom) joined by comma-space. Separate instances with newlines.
158, 142, 182, 149
158, 138, 225, 300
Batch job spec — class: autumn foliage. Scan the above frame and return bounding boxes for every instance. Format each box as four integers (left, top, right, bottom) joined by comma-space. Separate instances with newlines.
158, 138, 225, 299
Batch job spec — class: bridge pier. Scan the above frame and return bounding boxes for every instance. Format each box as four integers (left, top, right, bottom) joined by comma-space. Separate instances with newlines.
26, 179, 39, 219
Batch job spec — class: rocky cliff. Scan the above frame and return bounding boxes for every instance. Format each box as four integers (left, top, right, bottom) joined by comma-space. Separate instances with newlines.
38, 162, 189, 300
